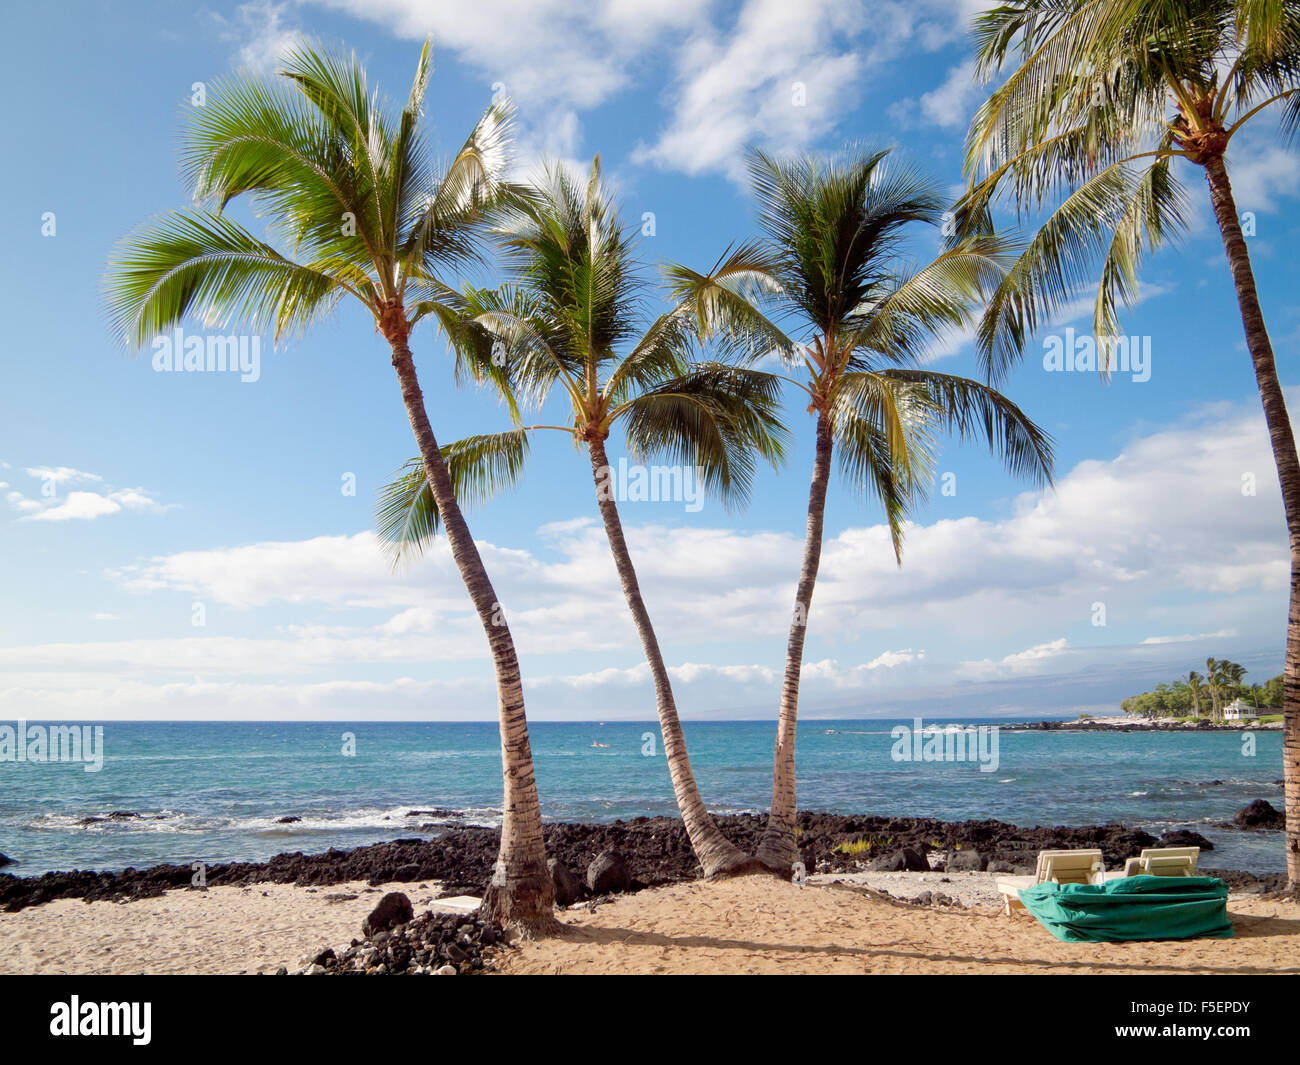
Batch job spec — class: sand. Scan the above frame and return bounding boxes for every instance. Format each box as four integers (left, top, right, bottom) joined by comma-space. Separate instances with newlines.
0, 879, 456, 976
501, 877, 1300, 975
3, 874, 1297, 975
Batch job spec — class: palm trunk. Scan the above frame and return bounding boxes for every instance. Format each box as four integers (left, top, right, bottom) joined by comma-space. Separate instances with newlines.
755, 413, 834, 872
389, 333, 557, 933
1204, 156, 1300, 889
586, 437, 754, 876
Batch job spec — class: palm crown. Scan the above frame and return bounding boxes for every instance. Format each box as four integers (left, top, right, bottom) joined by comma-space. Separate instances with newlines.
957, 0, 1300, 376
104, 40, 518, 364
672, 147, 1055, 557
376, 156, 788, 555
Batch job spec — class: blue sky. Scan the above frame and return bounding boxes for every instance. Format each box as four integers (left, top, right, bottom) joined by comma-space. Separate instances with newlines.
2, 0, 1299, 720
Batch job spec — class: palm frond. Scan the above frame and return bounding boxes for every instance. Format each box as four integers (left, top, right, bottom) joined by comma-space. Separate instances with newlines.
375, 430, 531, 564
877, 368, 1055, 487
614, 364, 787, 509
103, 209, 343, 347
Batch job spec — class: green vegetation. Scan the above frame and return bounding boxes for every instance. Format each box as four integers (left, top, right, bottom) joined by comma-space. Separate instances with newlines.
1121, 657, 1282, 720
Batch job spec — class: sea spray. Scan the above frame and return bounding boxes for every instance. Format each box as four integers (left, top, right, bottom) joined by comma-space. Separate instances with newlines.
889, 718, 1000, 773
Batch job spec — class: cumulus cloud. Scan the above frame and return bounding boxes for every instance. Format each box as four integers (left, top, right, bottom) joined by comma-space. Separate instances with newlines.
5, 467, 171, 522
0, 396, 1289, 717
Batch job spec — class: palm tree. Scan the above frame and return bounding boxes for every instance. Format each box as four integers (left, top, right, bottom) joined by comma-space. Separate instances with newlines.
674, 147, 1055, 872
957, 0, 1300, 887
1224, 660, 1249, 709
1188, 670, 1205, 717
375, 158, 784, 876
101, 41, 557, 933
1206, 657, 1225, 720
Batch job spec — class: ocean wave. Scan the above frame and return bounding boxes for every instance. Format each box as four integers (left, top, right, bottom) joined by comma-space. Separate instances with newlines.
25, 803, 505, 836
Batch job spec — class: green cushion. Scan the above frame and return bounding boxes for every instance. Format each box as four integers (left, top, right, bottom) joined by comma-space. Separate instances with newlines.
1019, 875, 1234, 942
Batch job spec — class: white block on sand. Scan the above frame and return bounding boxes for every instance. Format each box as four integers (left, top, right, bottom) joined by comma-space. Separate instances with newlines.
429, 895, 482, 913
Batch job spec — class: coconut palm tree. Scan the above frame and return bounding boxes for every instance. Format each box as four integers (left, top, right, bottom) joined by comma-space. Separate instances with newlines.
673, 147, 1056, 872
101, 41, 557, 933
374, 157, 784, 876
1188, 670, 1205, 717
1206, 657, 1225, 720
957, 0, 1300, 887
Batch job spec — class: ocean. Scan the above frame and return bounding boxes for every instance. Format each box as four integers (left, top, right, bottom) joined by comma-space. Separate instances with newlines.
0, 719, 1286, 877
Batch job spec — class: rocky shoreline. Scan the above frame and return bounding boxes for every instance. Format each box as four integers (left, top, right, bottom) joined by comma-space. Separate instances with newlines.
1, 810, 1287, 913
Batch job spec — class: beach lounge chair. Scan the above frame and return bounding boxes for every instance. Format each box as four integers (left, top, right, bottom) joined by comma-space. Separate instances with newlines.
1121, 847, 1199, 878
996, 849, 1105, 915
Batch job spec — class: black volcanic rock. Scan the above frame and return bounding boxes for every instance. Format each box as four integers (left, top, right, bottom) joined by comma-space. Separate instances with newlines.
586, 850, 630, 894
362, 892, 413, 937
1159, 829, 1213, 850
1234, 800, 1286, 830
548, 859, 582, 906
947, 849, 986, 872
0, 811, 1233, 914
0, 853, 12, 869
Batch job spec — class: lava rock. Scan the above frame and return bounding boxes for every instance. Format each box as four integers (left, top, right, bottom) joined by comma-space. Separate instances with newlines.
0, 853, 13, 869
548, 858, 583, 906
867, 847, 929, 872
1159, 829, 1213, 850
276, 816, 302, 824
362, 891, 413, 937
586, 850, 631, 894
946, 849, 986, 872
1234, 800, 1285, 829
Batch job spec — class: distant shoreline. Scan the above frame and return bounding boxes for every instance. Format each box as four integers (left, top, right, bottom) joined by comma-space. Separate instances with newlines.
1006, 716, 1283, 733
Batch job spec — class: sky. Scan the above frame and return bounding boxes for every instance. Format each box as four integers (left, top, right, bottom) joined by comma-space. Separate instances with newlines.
2, 0, 1299, 721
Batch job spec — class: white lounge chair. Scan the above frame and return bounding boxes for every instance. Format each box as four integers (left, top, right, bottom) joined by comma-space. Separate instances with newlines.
997, 849, 1105, 915
1121, 846, 1199, 878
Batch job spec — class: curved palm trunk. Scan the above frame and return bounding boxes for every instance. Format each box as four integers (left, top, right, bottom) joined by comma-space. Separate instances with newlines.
586, 437, 754, 876
388, 332, 557, 933
1205, 157, 1300, 889
755, 414, 834, 872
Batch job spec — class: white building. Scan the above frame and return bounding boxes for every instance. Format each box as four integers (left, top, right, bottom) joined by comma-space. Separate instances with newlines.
1223, 698, 1257, 721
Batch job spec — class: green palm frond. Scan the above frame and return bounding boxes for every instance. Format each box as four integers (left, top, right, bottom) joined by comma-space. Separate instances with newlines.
876, 368, 1055, 487
971, 159, 1162, 385
847, 234, 1012, 371
375, 429, 532, 563
830, 371, 939, 525
662, 241, 794, 363
963, 0, 1300, 377
103, 209, 343, 347
614, 364, 787, 509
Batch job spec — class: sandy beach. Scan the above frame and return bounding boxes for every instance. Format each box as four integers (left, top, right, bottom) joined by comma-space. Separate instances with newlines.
0, 879, 457, 976
2, 873, 1296, 976
501, 877, 1300, 976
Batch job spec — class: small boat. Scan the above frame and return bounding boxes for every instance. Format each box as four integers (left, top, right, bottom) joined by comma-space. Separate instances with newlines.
591, 742, 610, 748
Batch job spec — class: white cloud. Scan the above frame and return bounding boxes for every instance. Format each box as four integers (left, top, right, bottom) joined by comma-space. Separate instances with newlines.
209, 0, 303, 73
6, 468, 171, 523
1, 397, 1290, 718
890, 59, 981, 129
1223, 142, 1300, 214
1141, 629, 1235, 645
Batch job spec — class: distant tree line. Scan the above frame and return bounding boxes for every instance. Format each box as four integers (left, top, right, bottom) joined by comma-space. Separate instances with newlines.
1121, 658, 1282, 720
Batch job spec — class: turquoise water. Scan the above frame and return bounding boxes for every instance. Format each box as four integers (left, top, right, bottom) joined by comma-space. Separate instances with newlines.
0, 720, 1286, 876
